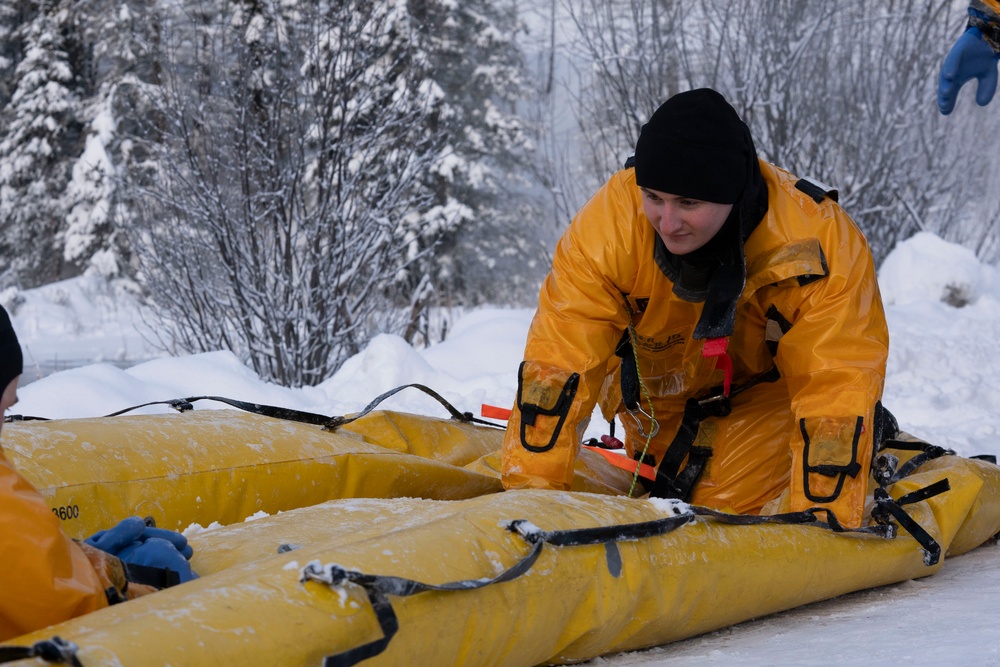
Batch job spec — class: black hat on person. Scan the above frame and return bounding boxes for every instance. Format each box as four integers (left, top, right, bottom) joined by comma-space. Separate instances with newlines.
634, 88, 747, 205
0, 305, 23, 392
633, 88, 769, 339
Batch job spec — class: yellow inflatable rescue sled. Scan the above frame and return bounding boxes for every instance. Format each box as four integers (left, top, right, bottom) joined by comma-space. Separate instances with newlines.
1, 393, 999, 666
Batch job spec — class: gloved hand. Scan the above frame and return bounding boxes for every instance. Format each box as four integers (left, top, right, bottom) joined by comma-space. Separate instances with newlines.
938, 27, 1000, 115
86, 516, 197, 583
120, 537, 198, 584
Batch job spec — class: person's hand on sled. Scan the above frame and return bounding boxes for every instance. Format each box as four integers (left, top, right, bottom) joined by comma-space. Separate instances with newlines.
939, 27, 1000, 114
86, 516, 197, 583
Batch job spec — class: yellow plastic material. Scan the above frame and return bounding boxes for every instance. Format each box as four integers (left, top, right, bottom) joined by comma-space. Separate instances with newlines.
4, 409, 1000, 665
2, 410, 502, 538
5, 444, 1000, 666
2, 409, 633, 539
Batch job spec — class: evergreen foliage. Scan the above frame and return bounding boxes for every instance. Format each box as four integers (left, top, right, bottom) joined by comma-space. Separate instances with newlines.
1, 0, 999, 383
0, 0, 85, 286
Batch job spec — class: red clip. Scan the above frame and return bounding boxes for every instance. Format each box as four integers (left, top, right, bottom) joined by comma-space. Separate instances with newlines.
702, 337, 733, 396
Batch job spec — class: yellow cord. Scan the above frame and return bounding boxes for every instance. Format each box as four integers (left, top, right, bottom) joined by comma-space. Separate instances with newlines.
626, 320, 656, 498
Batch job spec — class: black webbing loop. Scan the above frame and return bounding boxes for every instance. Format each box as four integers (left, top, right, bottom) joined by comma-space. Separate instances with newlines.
691, 506, 896, 539
6, 387, 504, 432
508, 512, 695, 547
0, 637, 82, 666
304, 539, 546, 667
102, 396, 335, 424
871, 481, 950, 566
323, 384, 501, 431
308, 511, 695, 666
693, 505, 819, 527
886, 444, 954, 485
6, 396, 335, 425
894, 478, 951, 507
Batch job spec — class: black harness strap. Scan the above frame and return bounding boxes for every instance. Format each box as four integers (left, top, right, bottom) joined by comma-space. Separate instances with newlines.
648, 367, 780, 501
615, 331, 641, 412
0, 637, 81, 667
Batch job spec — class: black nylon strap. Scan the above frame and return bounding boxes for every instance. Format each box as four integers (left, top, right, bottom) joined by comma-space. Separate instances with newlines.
310, 511, 695, 666
7, 395, 335, 425
871, 486, 945, 566
887, 445, 954, 485
6, 387, 505, 432
615, 331, 640, 412
325, 384, 502, 430
124, 562, 181, 589
656, 398, 703, 483
308, 492, 934, 667
895, 478, 951, 507
648, 367, 780, 502
692, 505, 895, 539
0, 637, 82, 666
110, 395, 335, 424
305, 539, 546, 667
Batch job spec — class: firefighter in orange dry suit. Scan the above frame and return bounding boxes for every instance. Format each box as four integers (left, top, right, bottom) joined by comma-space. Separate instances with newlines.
0, 306, 196, 642
501, 88, 893, 529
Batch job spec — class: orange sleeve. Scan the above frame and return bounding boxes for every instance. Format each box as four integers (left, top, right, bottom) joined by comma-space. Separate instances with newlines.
772, 206, 888, 528
501, 172, 639, 490
0, 449, 108, 642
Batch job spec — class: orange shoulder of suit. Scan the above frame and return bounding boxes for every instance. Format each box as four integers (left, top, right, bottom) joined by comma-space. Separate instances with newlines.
0, 447, 108, 642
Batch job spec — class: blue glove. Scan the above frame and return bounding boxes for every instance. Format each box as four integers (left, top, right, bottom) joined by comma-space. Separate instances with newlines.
938, 27, 1000, 115
85, 516, 147, 554
86, 517, 197, 583
121, 537, 198, 583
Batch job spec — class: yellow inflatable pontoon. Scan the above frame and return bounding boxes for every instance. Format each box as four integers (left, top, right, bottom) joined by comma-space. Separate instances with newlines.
1, 395, 999, 666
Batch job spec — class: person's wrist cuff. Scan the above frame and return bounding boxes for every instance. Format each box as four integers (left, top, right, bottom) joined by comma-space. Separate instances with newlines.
968, 12, 1000, 52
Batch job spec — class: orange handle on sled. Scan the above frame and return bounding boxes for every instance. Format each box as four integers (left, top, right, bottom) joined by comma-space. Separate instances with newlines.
582, 445, 656, 482
484, 403, 655, 481
481, 404, 512, 420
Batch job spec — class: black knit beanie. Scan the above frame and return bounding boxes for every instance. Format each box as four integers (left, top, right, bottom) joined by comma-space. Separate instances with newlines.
634, 88, 747, 204
0, 305, 23, 392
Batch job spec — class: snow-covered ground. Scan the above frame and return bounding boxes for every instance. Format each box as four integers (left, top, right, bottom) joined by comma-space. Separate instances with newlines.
4, 231, 1000, 664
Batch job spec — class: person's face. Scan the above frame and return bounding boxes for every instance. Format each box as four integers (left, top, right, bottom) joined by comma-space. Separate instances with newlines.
641, 187, 733, 255
0, 376, 19, 437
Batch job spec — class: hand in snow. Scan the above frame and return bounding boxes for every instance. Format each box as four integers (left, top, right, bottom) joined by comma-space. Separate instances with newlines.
938, 27, 1000, 115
